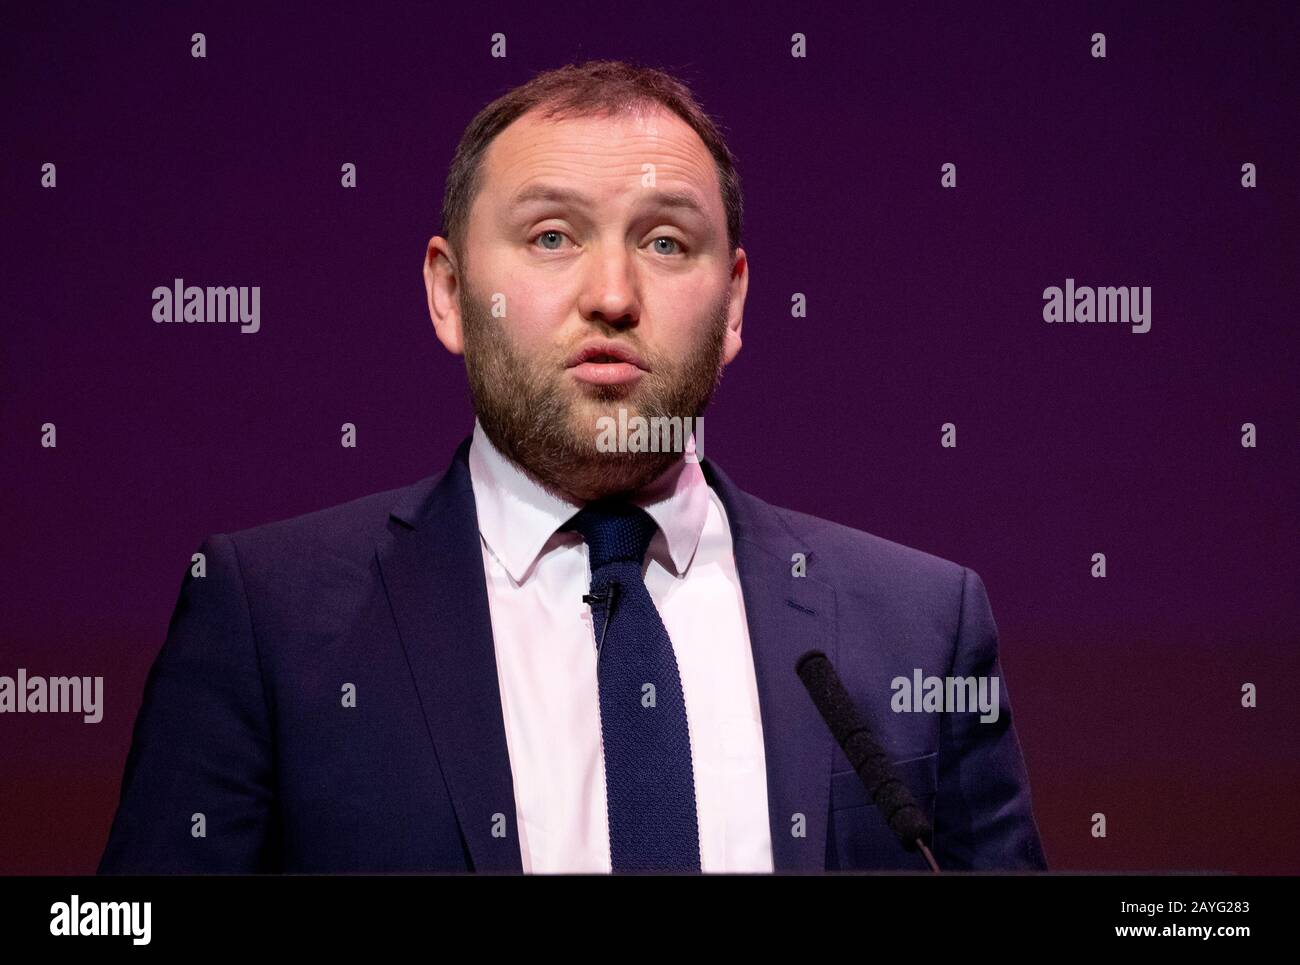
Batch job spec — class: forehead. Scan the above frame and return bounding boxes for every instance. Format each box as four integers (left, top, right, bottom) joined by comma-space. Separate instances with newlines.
476, 104, 722, 218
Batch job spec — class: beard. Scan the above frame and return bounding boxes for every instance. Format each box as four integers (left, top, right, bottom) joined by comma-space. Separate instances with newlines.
459, 281, 730, 503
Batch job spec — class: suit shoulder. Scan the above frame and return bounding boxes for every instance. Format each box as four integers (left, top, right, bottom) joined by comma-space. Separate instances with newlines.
213, 473, 441, 567
762, 502, 969, 597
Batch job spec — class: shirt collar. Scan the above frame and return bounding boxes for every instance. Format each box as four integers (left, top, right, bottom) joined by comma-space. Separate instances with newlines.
468, 418, 709, 585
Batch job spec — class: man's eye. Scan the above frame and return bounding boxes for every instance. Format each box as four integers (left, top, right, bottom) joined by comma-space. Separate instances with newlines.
650, 236, 686, 255
532, 230, 571, 251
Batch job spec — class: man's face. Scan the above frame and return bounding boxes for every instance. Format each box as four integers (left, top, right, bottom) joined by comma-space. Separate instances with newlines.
428, 104, 747, 502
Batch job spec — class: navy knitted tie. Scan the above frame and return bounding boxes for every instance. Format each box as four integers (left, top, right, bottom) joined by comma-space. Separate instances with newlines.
563, 499, 702, 872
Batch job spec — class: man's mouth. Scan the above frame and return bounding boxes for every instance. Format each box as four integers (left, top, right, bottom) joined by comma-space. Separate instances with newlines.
566, 339, 648, 386
568, 359, 644, 386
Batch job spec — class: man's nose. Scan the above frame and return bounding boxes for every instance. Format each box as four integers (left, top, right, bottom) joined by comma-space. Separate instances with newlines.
576, 242, 639, 327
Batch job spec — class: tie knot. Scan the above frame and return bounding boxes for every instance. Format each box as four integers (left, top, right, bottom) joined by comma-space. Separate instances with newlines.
562, 499, 659, 571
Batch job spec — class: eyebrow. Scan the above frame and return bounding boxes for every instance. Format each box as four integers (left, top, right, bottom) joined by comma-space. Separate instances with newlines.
509, 183, 710, 220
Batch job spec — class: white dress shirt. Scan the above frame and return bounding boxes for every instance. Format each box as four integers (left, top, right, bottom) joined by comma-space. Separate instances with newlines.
467, 419, 774, 873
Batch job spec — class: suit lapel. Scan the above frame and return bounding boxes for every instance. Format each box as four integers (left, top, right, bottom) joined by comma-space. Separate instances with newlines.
375, 436, 523, 872
701, 457, 839, 872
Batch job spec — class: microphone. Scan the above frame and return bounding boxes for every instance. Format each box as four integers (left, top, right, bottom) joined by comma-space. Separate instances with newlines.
795, 650, 940, 873
581, 582, 622, 657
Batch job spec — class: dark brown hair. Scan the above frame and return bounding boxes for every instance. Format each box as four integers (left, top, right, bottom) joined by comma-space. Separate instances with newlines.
440, 59, 743, 270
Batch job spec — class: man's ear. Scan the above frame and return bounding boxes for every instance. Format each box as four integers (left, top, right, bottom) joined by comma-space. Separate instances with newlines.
423, 234, 464, 356
721, 246, 748, 366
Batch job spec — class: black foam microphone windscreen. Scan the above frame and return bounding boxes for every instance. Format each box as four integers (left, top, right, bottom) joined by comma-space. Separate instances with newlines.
796, 650, 934, 852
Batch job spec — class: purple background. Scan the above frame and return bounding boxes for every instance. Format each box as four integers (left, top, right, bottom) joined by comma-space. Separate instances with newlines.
2, 0, 1297, 873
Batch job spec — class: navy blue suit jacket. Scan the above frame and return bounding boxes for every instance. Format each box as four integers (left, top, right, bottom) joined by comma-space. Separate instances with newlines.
99, 436, 1047, 873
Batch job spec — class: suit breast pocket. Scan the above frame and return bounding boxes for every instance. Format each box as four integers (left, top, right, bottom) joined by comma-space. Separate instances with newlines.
826, 752, 937, 871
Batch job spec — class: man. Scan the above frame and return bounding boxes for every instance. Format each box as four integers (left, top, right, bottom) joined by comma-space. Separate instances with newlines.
99, 60, 1047, 874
